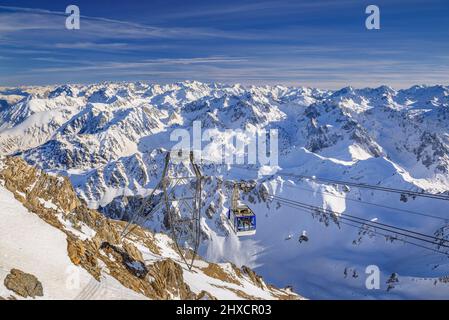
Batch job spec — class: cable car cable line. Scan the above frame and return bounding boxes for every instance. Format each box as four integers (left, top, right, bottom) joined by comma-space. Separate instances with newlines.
280, 183, 448, 222
217, 167, 449, 254
271, 194, 449, 245
269, 194, 449, 246
282, 173, 449, 201
230, 165, 449, 201
336, 220, 449, 256
267, 194, 449, 249
274, 198, 449, 256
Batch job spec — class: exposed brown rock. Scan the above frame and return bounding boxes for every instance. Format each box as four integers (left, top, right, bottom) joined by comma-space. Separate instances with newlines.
100, 242, 148, 278
66, 236, 101, 280
122, 223, 161, 255
96, 222, 120, 245
241, 265, 265, 289
123, 241, 144, 262
1, 157, 79, 212
4, 269, 43, 298
196, 290, 217, 300
230, 263, 243, 278
148, 259, 196, 300
67, 238, 86, 265
96, 241, 159, 298
96, 243, 201, 300
201, 263, 241, 286
266, 284, 301, 300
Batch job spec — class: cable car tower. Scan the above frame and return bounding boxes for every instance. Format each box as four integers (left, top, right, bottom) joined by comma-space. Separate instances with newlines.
227, 181, 257, 236
121, 150, 203, 270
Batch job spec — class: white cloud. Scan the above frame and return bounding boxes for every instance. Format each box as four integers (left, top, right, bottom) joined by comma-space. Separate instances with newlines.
0, 5, 249, 40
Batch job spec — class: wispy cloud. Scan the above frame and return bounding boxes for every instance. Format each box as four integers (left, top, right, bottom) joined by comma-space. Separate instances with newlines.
54, 42, 130, 50
155, 0, 355, 21
0, 5, 252, 40
26, 56, 249, 73
6, 53, 446, 89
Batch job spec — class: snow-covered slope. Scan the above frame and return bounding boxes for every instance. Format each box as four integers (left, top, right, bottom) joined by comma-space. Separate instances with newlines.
0, 157, 298, 300
0, 183, 147, 300
1, 81, 449, 299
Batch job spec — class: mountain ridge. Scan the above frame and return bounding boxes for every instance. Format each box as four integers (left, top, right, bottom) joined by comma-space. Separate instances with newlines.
1, 81, 449, 299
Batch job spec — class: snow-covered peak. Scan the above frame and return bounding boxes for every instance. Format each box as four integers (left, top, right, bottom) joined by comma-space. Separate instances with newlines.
1, 81, 449, 299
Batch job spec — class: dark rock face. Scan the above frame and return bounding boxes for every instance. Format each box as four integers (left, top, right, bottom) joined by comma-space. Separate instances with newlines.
414, 132, 449, 173
4, 269, 44, 298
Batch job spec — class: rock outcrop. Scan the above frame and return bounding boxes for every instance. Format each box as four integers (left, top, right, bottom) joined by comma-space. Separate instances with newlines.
4, 269, 43, 298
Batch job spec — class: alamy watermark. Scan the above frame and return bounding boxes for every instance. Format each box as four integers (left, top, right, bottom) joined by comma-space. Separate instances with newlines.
169, 121, 279, 172
365, 265, 380, 290
65, 5, 80, 30
365, 5, 380, 30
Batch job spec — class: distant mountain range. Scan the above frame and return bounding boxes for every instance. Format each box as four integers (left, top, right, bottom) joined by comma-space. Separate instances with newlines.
1, 81, 449, 299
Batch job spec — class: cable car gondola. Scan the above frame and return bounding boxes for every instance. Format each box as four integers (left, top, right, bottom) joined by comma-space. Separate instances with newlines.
227, 182, 256, 236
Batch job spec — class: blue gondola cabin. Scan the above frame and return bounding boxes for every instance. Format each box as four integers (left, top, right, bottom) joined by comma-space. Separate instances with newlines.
227, 204, 256, 236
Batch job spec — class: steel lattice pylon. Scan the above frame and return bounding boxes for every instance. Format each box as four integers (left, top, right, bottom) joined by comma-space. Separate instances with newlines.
161, 150, 203, 269
121, 150, 203, 270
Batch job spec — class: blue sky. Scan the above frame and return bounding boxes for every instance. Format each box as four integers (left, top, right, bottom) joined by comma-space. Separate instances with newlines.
0, 0, 448, 88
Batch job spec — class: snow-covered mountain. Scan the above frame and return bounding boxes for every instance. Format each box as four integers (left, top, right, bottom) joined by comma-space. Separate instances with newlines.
1, 81, 449, 299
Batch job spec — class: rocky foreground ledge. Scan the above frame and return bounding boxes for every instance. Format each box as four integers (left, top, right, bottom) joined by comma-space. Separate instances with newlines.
0, 156, 301, 300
